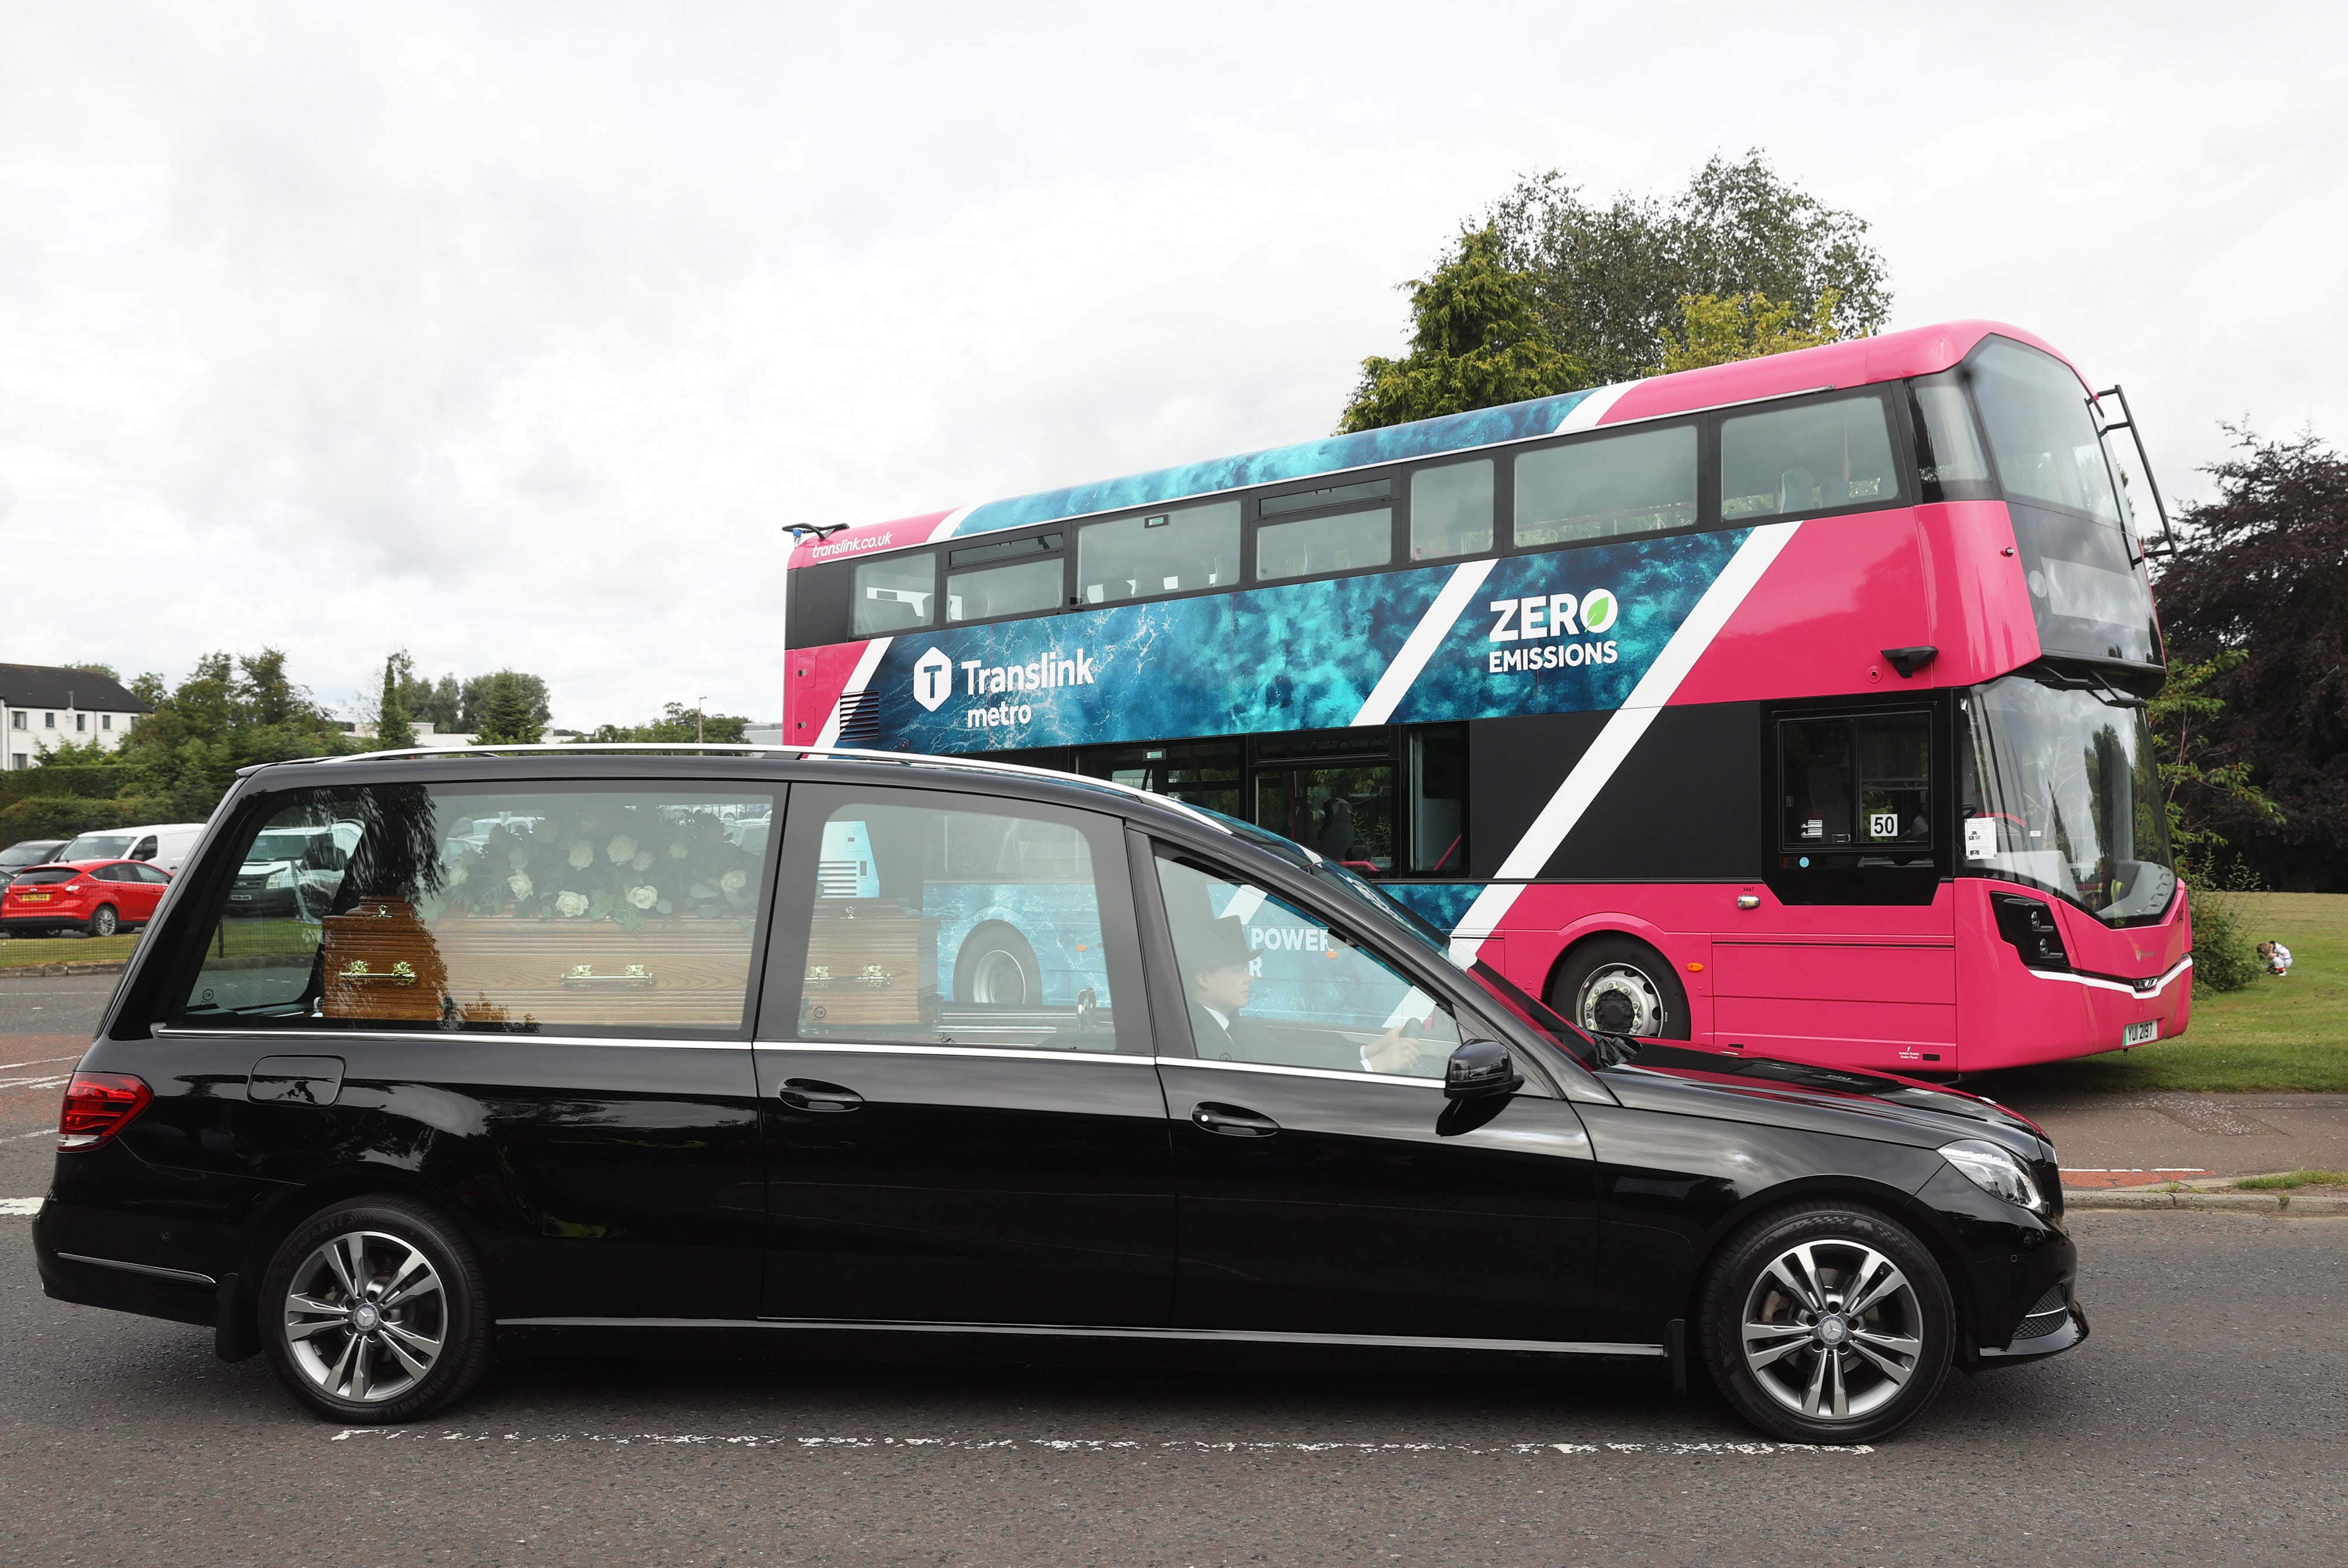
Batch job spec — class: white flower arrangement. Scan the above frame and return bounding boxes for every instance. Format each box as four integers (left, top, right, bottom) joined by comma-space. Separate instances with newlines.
607, 835, 637, 864
508, 872, 534, 901
627, 884, 659, 910
631, 851, 655, 872
554, 890, 591, 919
720, 867, 748, 893
669, 841, 689, 859
568, 841, 596, 870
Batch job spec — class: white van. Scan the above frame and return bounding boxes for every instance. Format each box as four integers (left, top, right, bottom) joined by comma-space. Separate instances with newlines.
54, 822, 210, 876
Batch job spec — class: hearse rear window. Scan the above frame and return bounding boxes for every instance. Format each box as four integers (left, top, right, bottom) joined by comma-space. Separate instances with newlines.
173, 783, 776, 1036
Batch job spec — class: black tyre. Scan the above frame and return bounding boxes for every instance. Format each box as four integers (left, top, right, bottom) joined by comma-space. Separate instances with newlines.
258, 1195, 492, 1424
87, 904, 119, 938
1547, 934, 1688, 1039
1699, 1200, 1954, 1444
954, 922, 1040, 1006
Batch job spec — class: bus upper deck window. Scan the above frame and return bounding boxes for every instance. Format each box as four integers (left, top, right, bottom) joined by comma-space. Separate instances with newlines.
1514, 426, 1696, 548
852, 556, 937, 636
1257, 508, 1392, 583
1909, 372, 1993, 502
1409, 460, 1494, 561
1078, 501, 1240, 605
1722, 394, 1900, 520
947, 557, 1063, 622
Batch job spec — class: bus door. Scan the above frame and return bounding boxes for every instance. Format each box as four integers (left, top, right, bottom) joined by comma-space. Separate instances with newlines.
1713, 703, 1958, 1074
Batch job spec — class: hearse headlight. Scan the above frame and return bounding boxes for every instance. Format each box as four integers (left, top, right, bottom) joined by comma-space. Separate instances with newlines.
1941, 1138, 2047, 1213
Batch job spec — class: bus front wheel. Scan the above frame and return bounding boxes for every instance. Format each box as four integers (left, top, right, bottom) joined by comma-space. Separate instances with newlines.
1548, 935, 1689, 1040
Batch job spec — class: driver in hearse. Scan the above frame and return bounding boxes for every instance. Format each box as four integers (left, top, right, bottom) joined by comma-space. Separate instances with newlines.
1182, 912, 1427, 1075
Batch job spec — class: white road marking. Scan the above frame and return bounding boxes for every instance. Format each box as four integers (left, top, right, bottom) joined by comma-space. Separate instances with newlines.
0, 1056, 84, 1073
0, 1074, 72, 1089
328, 1429, 1871, 1456
0, 1198, 44, 1216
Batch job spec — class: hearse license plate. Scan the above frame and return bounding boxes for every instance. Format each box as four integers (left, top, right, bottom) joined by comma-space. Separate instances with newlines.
2123, 1019, 2159, 1047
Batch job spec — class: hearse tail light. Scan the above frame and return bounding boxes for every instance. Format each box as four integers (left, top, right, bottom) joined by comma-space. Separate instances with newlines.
58, 1072, 153, 1151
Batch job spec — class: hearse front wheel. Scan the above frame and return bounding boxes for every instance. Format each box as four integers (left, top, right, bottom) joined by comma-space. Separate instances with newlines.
1700, 1200, 1955, 1444
259, 1195, 492, 1424
1548, 935, 1688, 1040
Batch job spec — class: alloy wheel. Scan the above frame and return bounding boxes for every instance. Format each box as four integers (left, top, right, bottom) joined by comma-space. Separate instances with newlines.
1740, 1237, 1924, 1422
1578, 962, 1664, 1036
90, 905, 119, 938
281, 1230, 447, 1404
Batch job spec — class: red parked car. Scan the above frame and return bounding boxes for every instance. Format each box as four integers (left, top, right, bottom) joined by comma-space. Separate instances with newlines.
0, 860, 172, 937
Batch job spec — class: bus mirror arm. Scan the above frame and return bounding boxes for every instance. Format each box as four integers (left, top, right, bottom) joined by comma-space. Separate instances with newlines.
2093, 384, 2177, 560
1881, 646, 1938, 679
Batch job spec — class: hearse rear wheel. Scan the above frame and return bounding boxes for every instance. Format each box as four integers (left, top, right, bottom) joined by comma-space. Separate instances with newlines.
259, 1195, 492, 1424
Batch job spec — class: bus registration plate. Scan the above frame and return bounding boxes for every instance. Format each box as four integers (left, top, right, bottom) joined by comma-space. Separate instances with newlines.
2123, 1020, 2158, 1047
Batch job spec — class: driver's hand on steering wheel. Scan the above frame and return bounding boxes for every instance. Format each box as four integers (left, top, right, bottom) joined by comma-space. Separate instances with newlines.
1362, 1025, 1424, 1075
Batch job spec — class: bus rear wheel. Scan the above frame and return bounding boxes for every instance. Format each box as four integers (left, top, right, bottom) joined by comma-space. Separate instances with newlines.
954, 923, 1040, 1006
1549, 935, 1689, 1040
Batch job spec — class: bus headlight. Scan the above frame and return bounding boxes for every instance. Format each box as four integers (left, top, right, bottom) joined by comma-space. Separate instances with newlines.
1941, 1138, 2046, 1213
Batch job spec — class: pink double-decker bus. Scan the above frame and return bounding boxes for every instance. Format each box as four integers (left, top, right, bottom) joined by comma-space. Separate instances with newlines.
781, 321, 2188, 1074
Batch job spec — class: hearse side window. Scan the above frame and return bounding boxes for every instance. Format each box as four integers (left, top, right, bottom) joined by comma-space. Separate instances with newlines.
1409, 460, 1495, 561
1722, 393, 1900, 520
1153, 852, 1458, 1077
1779, 713, 1932, 857
170, 784, 776, 1035
1078, 501, 1240, 605
852, 555, 936, 636
1514, 426, 1697, 548
770, 784, 1145, 1054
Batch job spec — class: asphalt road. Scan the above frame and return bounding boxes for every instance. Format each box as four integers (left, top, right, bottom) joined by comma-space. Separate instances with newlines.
4, 975, 2344, 1564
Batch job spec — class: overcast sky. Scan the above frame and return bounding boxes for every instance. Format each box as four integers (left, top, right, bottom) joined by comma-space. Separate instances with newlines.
4, 1, 2343, 730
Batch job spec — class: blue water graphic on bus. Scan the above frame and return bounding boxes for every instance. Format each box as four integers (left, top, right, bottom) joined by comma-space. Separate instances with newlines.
953, 390, 1603, 538
1378, 882, 1484, 935
859, 527, 1753, 751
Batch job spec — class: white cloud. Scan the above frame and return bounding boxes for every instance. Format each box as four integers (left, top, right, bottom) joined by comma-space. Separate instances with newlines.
1, 1, 2343, 727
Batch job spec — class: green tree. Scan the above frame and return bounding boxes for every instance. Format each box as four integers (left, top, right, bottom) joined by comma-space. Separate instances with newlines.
2152, 430, 2348, 889
61, 660, 122, 682
384, 649, 463, 730
1485, 150, 1890, 387
2148, 650, 2285, 877
376, 654, 418, 751
586, 702, 750, 744
1655, 289, 1843, 375
460, 670, 550, 734
472, 673, 547, 745
1337, 227, 1583, 433
110, 649, 350, 821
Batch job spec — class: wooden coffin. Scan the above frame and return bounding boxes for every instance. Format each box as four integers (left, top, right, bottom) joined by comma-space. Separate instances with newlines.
801, 903, 927, 1028
320, 898, 447, 1023
433, 913, 755, 1030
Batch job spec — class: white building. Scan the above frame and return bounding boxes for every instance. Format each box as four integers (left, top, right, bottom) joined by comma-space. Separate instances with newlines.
0, 664, 153, 770
345, 720, 483, 751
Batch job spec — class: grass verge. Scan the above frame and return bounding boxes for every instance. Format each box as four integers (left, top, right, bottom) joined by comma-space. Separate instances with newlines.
1968, 891, 2348, 1094
0, 932, 142, 969
2235, 1169, 2348, 1190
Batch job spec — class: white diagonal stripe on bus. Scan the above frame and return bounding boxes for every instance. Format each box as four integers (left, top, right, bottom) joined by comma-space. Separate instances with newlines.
1448, 520, 1802, 962
1553, 381, 1636, 434
926, 505, 976, 543
1350, 558, 1500, 728
812, 636, 895, 748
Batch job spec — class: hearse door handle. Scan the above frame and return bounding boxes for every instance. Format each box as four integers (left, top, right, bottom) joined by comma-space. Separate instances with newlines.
778, 1078, 863, 1113
1192, 1102, 1279, 1138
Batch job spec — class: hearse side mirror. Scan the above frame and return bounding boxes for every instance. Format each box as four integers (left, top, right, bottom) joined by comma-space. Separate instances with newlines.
1444, 1038, 1522, 1101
